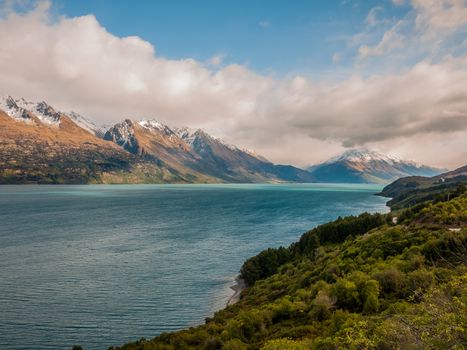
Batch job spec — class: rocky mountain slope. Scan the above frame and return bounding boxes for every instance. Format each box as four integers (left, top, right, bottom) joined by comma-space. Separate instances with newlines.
307, 148, 445, 184
0, 96, 314, 184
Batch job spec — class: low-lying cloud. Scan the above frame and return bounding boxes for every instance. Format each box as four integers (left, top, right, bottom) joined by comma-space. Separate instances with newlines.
0, 1, 466, 168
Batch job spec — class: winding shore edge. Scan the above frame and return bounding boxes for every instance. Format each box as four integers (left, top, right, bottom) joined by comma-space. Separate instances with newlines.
226, 276, 246, 306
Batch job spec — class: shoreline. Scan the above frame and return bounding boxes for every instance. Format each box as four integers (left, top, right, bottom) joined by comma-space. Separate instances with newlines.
226, 276, 246, 306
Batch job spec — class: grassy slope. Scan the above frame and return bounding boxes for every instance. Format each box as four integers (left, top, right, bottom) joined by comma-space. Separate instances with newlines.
110, 190, 466, 350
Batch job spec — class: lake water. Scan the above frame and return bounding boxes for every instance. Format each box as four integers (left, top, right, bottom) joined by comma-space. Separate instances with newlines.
0, 184, 388, 350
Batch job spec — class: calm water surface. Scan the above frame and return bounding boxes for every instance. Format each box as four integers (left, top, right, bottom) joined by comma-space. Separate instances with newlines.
0, 184, 388, 350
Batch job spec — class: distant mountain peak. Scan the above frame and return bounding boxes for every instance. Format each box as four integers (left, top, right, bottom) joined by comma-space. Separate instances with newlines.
103, 119, 140, 154
308, 148, 445, 184
326, 148, 394, 164
0, 95, 32, 122
173, 126, 198, 146
0, 95, 112, 135
174, 126, 232, 148
15, 99, 61, 126
137, 119, 174, 135
190, 128, 241, 152
0, 96, 65, 126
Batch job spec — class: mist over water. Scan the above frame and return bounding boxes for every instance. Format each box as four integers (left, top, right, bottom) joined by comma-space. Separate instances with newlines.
0, 184, 388, 350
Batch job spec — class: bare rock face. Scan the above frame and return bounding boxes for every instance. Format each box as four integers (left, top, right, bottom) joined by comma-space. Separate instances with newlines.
104, 119, 140, 154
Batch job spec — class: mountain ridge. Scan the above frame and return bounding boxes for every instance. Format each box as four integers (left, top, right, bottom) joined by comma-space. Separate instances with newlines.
0, 96, 314, 184
103, 117, 315, 183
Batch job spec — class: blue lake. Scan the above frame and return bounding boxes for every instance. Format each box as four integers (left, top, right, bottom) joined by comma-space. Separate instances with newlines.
0, 184, 388, 350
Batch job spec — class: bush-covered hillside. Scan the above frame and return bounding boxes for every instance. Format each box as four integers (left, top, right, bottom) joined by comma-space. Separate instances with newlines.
110, 192, 466, 350
378, 164, 467, 210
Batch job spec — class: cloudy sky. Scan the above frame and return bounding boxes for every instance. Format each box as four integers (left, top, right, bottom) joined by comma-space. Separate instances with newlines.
0, 0, 466, 169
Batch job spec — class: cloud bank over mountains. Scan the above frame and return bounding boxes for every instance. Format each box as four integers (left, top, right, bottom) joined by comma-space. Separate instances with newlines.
0, 0, 466, 168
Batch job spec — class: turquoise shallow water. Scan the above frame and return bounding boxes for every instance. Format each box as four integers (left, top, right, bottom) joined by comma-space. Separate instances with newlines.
0, 184, 388, 350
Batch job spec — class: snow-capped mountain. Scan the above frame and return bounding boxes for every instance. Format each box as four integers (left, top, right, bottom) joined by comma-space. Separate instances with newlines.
0, 96, 34, 123
28, 101, 61, 125
307, 148, 446, 184
1, 95, 280, 182
174, 126, 270, 162
322, 149, 401, 165
175, 127, 241, 152
0, 96, 108, 136
0, 96, 138, 184
2, 96, 311, 184
103, 118, 314, 183
4, 97, 62, 126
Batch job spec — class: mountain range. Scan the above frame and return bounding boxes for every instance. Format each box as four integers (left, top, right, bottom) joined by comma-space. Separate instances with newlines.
0, 96, 448, 184
0, 96, 314, 184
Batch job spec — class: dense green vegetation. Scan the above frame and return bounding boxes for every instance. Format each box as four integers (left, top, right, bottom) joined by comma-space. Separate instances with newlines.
240, 213, 387, 286
107, 184, 466, 350
378, 165, 466, 210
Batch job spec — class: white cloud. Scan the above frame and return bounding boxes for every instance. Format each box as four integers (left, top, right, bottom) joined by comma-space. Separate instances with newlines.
0, 1, 466, 169
412, 0, 467, 31
366, 6, 385, 26
358, 24, 405, 58
332, 53, 342, 64
208, 54, 225, 66
258, 20, 270, 28
357, 0, 467, 62
269, 59, 467, 146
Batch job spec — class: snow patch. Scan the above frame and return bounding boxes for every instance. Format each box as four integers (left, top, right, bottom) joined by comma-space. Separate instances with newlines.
0, 96, 61, 126
0, 95, 112, 134
16, 100, 61, 126
0, 96, 33, 123
68, 111, 102, 135
173, 126, 198, 146
138, 119, 175, 136
324, 148, 406, 165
